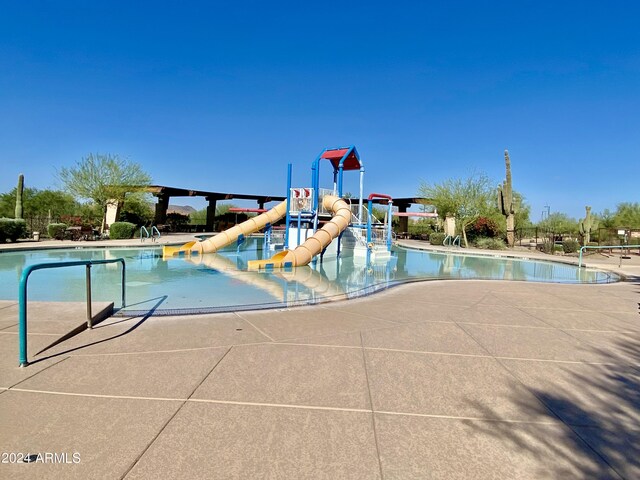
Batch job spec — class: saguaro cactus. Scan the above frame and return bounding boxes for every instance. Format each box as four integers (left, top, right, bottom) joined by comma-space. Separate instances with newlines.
497, 150, 518, 247
15, 174, 24, 219
579, 206, 597, 245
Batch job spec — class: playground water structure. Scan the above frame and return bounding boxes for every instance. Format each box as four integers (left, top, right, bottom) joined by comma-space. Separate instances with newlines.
162, 146, 395, 268
1, 146, 620, 315
0, 241, 618, 315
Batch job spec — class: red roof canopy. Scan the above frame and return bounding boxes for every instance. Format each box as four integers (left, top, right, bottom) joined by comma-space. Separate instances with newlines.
320, 147, 362, 171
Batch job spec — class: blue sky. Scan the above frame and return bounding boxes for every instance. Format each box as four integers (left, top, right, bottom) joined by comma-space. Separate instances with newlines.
1, 1, 639, 219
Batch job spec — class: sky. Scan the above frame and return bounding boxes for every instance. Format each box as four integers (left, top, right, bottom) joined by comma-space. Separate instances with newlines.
1, 1, 639, 220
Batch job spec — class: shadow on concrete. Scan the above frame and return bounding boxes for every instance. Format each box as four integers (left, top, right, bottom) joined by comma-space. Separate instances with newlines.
29, 296, 167, 365
467, 333, 640, 479
33, 302, 114, 356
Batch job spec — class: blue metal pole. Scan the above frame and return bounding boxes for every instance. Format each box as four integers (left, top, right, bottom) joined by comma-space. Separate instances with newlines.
18, 268, 29, 366
387, 201, 393, 251
367, 199, 373, 244
284, 163, 292, 249
311, 153, 323, 234
121, 259, 126, 308
17, 258, 126, 367
336, 145, 355, 198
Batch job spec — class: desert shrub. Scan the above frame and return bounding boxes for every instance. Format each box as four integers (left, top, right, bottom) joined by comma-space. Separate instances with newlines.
166, 212, 189, 227
120, 194, 154, 226
109, 222, 136, 239
60, 215, 83, 227
474, 237, 506, 250
428, 232, 446, 245
467, 217, 501, 241
47, 223, 68, 240
120, 210, 149, 227
539, 241, 554, 254
0, 218, 27, 243
562, 239, 580, 253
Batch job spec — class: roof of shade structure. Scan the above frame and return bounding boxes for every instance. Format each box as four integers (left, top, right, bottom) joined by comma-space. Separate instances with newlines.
320, 146, 362, 171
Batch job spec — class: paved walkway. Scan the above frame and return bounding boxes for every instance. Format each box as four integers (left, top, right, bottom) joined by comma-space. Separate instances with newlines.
1, 237, 639, 478
1, 277, 639, 479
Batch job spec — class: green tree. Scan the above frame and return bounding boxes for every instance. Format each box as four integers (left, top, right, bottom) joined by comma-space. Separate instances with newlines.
612, 202, 640, 228
513, 192, 532, 230
0, 188, 78, 219
119, 193, 154, 226
370, 206, 387, 223
215, 203, 236, 216
597, 209, 616, 229
58, 154, 152, 232
538, 213, 578, 234
419, 173, 495, 247
189, 207, 207, 225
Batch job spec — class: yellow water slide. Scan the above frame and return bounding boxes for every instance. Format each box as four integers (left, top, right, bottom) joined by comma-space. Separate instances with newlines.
162, 200, 287, 257
247, 195, 351, 270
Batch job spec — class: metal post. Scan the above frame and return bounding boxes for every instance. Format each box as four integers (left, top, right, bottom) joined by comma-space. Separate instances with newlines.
17, 258, 126, 366
121, 259, 126, 308
367, 199, 373, 244
86, 264, 93, 328
18, 271, 28, 367
387, 201, 393, 251
358, 168, 364, 224
284, 163, 292, 249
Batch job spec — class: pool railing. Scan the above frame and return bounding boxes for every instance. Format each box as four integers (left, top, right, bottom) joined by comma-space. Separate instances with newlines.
18, 258, 126, 367
578, 244, 637, 268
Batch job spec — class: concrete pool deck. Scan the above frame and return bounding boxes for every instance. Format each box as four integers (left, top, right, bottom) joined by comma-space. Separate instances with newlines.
0, 236, 639, 478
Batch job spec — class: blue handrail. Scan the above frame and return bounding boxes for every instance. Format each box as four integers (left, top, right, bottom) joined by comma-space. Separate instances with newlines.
151, 226, 161, 242
578, 244, 635, 268
140, 226, 150, 242
18, 258, 126, 367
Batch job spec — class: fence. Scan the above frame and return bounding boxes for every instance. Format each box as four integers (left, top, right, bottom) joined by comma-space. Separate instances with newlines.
514, 227, 579, 246
594, 227, 640, 246
515, 226, 640, 252
23, 216, 60, 236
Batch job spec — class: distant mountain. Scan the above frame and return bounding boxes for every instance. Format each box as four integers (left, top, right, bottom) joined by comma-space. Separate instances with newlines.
168, 205, 197, 216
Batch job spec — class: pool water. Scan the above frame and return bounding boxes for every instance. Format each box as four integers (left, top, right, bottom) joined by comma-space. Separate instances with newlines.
0, 239, 618, 314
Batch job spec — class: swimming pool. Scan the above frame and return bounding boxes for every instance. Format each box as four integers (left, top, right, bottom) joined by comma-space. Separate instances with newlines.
0, 239, 618, 314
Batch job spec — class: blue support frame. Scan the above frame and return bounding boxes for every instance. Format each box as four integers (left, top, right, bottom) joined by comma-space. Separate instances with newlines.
284, 163, 292, 249
263, 222, 272, 251
236, 233, 246, 253
311, 145, 362, 257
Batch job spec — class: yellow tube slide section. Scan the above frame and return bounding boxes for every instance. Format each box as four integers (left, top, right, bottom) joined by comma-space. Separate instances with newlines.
163, 200, 287, 257
247, 195, 351, 270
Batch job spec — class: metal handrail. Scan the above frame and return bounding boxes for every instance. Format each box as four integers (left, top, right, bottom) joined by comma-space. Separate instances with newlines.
442, 235, 461, 247
578, 244, 634, 268
18, 258, 126, 367
140, 226, 150, 242
151, 225, 161, 241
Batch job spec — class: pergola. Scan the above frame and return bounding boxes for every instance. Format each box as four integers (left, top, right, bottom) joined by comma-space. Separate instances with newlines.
137, 185, 430, 233
144, 185, 285, 231
369, 197, 435, 232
